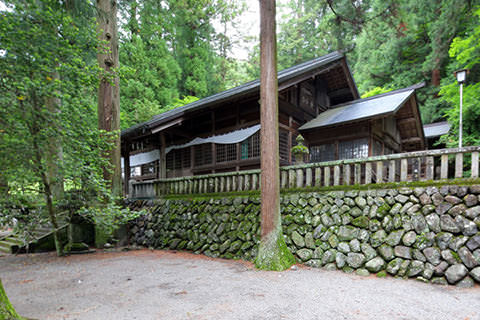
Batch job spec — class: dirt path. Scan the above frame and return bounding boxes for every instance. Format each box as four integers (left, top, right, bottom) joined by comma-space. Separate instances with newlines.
1, 249, 479, 320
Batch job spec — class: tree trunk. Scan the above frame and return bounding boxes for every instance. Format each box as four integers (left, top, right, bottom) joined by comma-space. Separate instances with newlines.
255, 0, 295, 271
0, 278, 23, 320
97, 0, 122, 198
45, 69, 64, 200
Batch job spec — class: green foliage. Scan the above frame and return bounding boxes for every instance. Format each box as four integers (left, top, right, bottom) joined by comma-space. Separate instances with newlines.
78, 197, 142, 239
439, 8, 480, 147
361, 87, 392, 99
118, 0, 246, 128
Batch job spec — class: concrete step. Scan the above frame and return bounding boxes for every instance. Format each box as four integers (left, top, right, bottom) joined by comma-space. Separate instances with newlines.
2, 237, 23, 245
0, 241, 12, 249
0, 246, 11, 254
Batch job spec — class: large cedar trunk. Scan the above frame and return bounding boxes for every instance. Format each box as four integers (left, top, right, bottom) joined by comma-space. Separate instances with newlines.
97, 0, 122, 197
255, 0, 294, 271
0, 278, 23, 319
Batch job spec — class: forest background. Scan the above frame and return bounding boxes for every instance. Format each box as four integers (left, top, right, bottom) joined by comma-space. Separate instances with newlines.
1, 0, 480, 253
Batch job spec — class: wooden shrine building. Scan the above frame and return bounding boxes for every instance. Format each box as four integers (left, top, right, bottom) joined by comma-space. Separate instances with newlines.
120, 51, 426, 190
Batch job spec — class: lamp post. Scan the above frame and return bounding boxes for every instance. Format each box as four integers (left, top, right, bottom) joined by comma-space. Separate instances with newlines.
454, 68, 468, 148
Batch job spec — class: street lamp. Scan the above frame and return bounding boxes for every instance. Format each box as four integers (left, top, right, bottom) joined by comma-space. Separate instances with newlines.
454, 68, 468, 148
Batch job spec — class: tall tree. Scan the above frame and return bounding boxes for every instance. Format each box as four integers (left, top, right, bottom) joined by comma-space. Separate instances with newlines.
255, 0, 295, 271
0, 278, 23, 320
97, 0, 122, 197
0, 0, 102, 256
439, 7, 480, 147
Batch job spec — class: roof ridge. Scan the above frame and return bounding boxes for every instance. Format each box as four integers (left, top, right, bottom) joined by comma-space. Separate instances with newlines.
329, 82, 425, 110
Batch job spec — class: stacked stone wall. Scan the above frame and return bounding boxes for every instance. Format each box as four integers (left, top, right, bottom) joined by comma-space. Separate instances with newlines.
130, 185, 480, 287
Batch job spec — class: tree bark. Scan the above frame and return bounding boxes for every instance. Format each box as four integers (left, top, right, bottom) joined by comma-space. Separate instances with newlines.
97, 0, 122, 198
0, 278, 23, 319
255, 0, 294, 271
45, 69, 64, 200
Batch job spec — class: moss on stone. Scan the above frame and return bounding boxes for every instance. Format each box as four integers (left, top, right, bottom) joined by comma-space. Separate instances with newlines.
377, 270, 387, 278
0, 279, 24, 320
352, 216, 369, 228
255, 230, 295, 271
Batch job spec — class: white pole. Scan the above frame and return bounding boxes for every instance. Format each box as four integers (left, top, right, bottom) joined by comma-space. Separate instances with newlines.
459, 82, 463, 148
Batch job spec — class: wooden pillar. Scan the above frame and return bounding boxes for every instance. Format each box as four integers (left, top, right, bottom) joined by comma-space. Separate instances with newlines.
123, 145, 130, 196
472, 152, 479, 178
256, 0, 294, 270
440, 154, 448, 179
159, 133, 166, 179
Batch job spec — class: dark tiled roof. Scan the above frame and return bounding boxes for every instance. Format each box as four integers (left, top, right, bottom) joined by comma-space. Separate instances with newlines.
423, 121, 451, 138
300, 87, 415, 130
122, 51, 349, 138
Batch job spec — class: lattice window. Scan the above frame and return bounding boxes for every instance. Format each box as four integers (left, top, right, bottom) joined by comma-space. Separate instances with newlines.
174, 151, 182, 169
338, 138, 369, 160
181, 148, 191, 168
194, 144, 212, 166
166, 148, 191, 170
241, 132, 260, 160
141, 161, 157, 175
310, 144, 335, 162
166, 152, 174, 170
279, 129, 289, 162
373, 139, 383, 156
216, 143, 237, 163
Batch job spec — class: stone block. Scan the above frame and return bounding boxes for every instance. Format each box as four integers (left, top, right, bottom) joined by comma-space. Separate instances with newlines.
346, 252, 365, 268
365, 257, 385, 273
394, 246, 412, 259
445, 264, 468, 284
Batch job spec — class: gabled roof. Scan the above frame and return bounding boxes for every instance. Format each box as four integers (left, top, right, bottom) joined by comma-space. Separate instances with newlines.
122, 51, 357, 139
423, 121, 451, 138
299, 87, 417, 131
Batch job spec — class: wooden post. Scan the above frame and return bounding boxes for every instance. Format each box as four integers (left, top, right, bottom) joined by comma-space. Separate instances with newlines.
343, 164, 351, 185
253, 173, 259, 190
256, 0, 294, 270
400, 159, 408, 181
472, 152, 479, 178
296, 169, 303, 188
441, 154, 449, 179
226, 176, 231, 192
388, 160, 395, 182
159, 133, 167, 178
123, 147, 131, 196
376, 161, 383, 183
314, 167, 322, 186
244, 174, 250, 190
425, 156, 434, 180
281, 170, 287, 188
365, 162, 372, 184
324, 167, 330, 186
455, 153, 463, 178
288, 169, 295, 188
305, 168, 312, 187
333, 165, 340, 186
238, 174, 244, 191
354, 163, 361, 185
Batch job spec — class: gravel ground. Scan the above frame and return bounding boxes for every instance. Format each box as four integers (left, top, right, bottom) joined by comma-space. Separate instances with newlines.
1, 249, 479, 320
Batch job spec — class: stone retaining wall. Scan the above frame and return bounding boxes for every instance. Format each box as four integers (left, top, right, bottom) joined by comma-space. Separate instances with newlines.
130, 185, 480, 287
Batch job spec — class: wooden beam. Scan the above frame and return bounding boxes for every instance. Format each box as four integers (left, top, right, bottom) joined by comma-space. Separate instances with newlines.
328, 87, 351, 99
397, 118, 417, 126
151, 117, 184, 134
277, 62, 342, 91
402, 137, 423, 144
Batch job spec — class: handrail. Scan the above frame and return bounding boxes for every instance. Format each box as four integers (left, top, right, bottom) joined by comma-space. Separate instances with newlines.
129, 146, 480, 197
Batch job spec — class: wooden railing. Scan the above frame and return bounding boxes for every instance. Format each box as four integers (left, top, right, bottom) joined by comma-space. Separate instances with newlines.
129, 146, 480, 198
